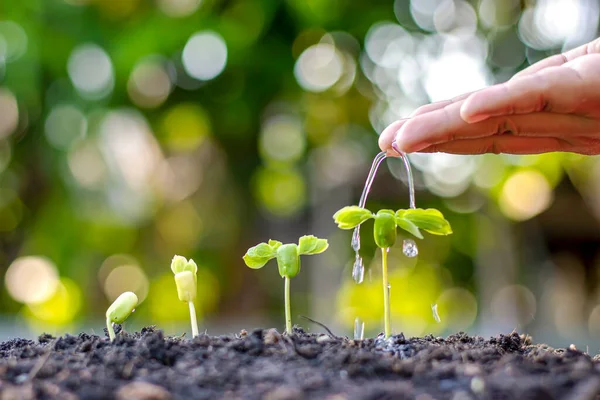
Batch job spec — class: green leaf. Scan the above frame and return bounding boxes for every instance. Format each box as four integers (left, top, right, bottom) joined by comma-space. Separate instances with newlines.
298, 235, 329, 255
170, 255, 188, 274
171, 255, 198, 275
333, 206, 374, 229
243, 243, 276, 269
395, 217, 423, 239
396, 209, 452, 236
268, 239, 282, 250
184, 259, 198, 274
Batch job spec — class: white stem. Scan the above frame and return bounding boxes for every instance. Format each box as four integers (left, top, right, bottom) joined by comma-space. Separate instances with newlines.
107, 318, 116, 341
188, 301, 199, 338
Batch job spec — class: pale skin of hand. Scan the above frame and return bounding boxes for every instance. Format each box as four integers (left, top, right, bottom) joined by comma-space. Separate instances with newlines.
379, 38, 600, 155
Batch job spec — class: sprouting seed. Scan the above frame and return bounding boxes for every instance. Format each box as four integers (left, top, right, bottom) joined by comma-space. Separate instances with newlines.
171, 255, 199, 338
106, 291, 138, 341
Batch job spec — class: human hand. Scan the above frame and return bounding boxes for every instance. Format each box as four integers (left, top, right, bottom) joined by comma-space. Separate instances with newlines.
379, 38, 600, 155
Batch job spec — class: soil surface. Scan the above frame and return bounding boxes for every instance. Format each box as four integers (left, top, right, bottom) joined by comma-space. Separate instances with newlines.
0, 327, 599, 400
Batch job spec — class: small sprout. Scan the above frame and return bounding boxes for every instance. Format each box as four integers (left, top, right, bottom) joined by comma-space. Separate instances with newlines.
243, 235, 329, 334
333, 205, 453, 338
171, 255, 199, 338
106, 291, 138, 342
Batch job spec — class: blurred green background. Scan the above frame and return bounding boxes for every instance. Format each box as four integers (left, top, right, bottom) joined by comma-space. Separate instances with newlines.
1, 0, 600, 347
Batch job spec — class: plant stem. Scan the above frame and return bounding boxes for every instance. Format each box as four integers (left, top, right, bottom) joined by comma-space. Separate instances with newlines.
382, 248, 391, 338
188, 301, 199, 338
106, 318, 116, 341
284, 276, 292, 334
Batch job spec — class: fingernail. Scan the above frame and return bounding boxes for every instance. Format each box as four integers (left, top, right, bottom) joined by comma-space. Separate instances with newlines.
379, 119, 407, 151
391, 142, 402, 155
463, 113, 487, 124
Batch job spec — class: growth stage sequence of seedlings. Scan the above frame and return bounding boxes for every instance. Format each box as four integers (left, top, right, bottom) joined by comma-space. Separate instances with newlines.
101, 153, 451, 341
104, 211, 451, 341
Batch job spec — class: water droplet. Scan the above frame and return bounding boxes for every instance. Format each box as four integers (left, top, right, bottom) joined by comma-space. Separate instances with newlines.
402, 239, 418, 258
431, 304, 441, 323
352, 255, 364, 284
351, 228, 360, 251
354, 317, 365, 340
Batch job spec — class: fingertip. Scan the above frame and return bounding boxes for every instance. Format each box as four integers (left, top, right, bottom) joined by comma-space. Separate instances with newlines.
378, 119, 407, 152
394, 120, 428, 153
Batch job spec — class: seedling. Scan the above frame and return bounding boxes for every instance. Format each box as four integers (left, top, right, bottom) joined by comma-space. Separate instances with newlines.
106, 291, 138, 341
333, 206, 452, 338
243, 235, 329, 334
171, 255, 199, 337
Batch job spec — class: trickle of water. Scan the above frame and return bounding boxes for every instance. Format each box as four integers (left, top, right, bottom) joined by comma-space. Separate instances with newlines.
402, 239, 418, 258
431, 304, 441, 323
351, 229, 360, 252
351, 150, 417, 278
352, 255, 365, 284
353, 317, 365, 340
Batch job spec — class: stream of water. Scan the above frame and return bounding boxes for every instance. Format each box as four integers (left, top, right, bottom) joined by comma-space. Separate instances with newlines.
351, 150, 418, 284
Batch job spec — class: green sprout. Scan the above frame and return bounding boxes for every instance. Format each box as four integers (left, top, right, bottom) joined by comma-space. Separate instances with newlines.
171, 255, 199, 337
243, 235, 329, 334
333, 206, 452, 338
106, 291, 138, 341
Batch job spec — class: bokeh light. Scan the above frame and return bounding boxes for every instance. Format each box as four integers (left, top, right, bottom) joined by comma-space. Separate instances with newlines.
0, 88, 18, 139
128, 57, 173, 108
435, 287, 478, 331
67, 44, 114, 99
5, 256, 59, 304
294, 43, 343, 92
160, 103, 210, 152
490, 284, 536, 327
259, 115, 305, 163
182, 31, 228, 81
253, 167, 306, 217
67, 139, 108, 189
99, 110, 162, 193
157, 0, 202, 17
103, 263, 149, 304
499, 170, 553, 221
26, 278, 82, 326
44, 104, 87, 150
0, 21, 28, 61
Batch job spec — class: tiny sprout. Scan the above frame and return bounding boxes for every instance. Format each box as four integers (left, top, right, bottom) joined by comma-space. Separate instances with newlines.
171, 255, 199, 338
243, 235, 329, 334
334, 205, 452, 338
106, 291, 138, 341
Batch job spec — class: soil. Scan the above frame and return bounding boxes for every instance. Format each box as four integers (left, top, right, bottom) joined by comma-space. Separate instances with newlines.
0, 327, 599, 400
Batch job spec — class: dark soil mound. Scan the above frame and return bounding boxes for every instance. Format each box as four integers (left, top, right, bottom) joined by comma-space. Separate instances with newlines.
0, 327, 599, 399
